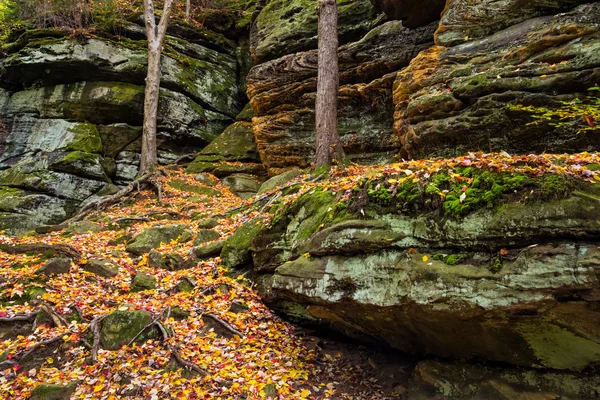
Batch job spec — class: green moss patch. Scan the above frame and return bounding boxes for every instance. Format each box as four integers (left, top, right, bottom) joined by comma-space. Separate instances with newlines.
357, 168, 583, 218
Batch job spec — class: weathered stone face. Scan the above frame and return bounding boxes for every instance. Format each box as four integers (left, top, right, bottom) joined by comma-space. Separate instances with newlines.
0, 20, 248, 232
435, 0, 592, 46
394, 3, 600, 159
0, 37, 241, 117
250, 0, 382, 63
252, 181, 600, 371
408, 359, 600, 399
248, 20, 436, 174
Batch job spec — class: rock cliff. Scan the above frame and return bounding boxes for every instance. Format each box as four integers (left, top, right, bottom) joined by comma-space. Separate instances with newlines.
0, 16, 249, 231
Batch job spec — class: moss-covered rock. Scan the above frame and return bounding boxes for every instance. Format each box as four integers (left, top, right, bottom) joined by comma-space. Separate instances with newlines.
82, 259, 119, 278
50, 151, 109, 181
222, 173, 262, 198
191, 240, 225, 259
193, 121, 259, 163
126, 225, 188, 255
221, 218, 265, 269
29, 383, 76, 400
147, 250, 184, 271
36, 257, 71, 276
251, 0, 382, 62
167, 179, 221, 197
409, 359, 600, 399
131, 272, 157, 292
258, 169, 302, 194
196, 218, 219, 229
100, 307, 159, 350
193, 229, 221, 246
66, 221, 105, 235
394, 4, 600, 159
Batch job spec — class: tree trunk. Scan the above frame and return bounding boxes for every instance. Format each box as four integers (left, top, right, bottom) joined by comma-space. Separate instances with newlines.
140, 48, 161, 174
140, 0, 174, 175
186, 0, 191, 22
315, 0, 345, 168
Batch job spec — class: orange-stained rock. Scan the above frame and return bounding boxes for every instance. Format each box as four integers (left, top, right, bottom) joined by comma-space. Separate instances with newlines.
393, 3, 600, 159
248, 20, 436, 174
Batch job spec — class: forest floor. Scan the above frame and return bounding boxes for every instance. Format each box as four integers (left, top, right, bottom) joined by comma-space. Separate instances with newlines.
1, 151, 599, 399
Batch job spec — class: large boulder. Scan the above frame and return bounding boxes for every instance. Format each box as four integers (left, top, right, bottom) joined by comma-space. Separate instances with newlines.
29, 383, 77, 400
186, 121, 266, 178
435, 0, 591, 46
394, 3, 600, 159
252, 174, 600, 371
0, 21, 248, 230
4, 82, 227, 146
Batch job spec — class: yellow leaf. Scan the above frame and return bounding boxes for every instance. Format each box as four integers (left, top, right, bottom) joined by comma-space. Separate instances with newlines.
46, 357, 53, 364
93, 384, 104, 392
301, 389, 310, 397
422, 256, 429, 262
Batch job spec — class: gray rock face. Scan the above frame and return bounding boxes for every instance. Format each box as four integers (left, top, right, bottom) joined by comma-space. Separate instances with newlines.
1, 37, 241, 117
250, 0, 382, 63
0, 22, 249, 232
100, 307, 159, 349
82, 259, 119, 278
36, 258, 72, 276
408, 359, 600, 400
222, 173, 262, 198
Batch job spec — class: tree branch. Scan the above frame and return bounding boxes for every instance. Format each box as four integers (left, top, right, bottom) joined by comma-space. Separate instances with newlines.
157, 0, 175, 43
0, 243, 80, 261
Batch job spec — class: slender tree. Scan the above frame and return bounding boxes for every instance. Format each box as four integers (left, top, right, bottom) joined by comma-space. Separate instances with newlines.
140, 0, 174, 175
186, 0, 191, 22
315, 0, 345, 168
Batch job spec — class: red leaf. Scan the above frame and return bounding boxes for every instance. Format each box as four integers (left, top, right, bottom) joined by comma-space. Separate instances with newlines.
584, 115, 595, 126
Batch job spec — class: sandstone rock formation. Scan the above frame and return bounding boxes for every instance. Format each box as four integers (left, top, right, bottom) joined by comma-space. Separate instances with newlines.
248, 18, 437, 174
395, 2, 600, 159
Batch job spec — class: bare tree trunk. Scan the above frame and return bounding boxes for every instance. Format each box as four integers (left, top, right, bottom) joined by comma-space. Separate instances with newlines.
186, 0, 191, 22
140, 0, 174, 175
315, 0, 345, 168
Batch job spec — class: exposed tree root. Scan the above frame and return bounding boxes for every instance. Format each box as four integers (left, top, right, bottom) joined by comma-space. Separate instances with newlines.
0, 243, 81, 261
0, 310, 41, 322
40, 303, 68, 328
173, 153, 199, 165
68, 172, 154, 223
148, 176, 163, 204
204, 314, 245, 338
89, 315, 106, 365
0, 333, 66, 371
154, 321, 207, 376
